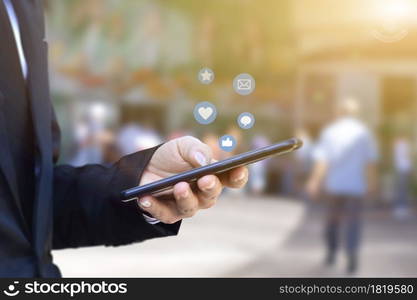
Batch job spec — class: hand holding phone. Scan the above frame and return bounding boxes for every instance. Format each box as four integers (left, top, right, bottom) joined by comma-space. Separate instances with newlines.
121, 137, 302, 201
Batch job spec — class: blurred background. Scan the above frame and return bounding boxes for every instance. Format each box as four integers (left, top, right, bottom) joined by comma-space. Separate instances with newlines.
46, 0, 417, 277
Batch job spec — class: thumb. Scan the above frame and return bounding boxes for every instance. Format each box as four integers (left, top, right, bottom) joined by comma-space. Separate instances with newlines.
177, 136, 212, 168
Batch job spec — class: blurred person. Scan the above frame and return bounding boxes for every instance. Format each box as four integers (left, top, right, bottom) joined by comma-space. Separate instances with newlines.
69, 119, 103, 166
221, 126, 245, 197
294, 128, 313, 199
0, 0, 249, 277
70, 102, 111, 166
392, 134, 413, 220
100, 129, 120, 166
280, 156, 296, 196
116, 121, 162, 155
294, 128, 313, 175
249, 135, 270, 194
306, 97, 378, 274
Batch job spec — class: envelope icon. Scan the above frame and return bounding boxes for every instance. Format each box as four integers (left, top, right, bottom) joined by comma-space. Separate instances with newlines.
237, 79, 252, 90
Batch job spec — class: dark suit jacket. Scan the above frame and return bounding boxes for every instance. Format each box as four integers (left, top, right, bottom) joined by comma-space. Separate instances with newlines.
0, 0, 180, 277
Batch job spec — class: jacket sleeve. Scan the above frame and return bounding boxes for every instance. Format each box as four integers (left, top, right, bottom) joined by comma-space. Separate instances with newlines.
50, 114, 180, 250
52, 147, 181, 250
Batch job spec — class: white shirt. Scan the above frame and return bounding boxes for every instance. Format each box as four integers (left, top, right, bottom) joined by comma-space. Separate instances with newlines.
3, 0, 160, 224
3, 0, 28, 79
313, 117, 378, 196
394, 139, 412, 173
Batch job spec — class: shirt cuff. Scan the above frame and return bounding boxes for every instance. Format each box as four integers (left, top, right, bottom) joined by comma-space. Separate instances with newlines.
143, 213, 160, 225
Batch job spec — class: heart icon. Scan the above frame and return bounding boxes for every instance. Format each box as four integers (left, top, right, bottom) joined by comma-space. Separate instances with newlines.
194, 101, 217, 124
198, 107, 213, 120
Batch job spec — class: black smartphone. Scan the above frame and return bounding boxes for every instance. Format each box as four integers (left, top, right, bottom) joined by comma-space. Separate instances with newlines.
120, 137, 302, 201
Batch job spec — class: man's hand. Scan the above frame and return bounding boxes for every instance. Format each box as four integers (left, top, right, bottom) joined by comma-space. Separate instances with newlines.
305, 160, 327, 201
137, 136, 249, 224
306, 178, 320, 200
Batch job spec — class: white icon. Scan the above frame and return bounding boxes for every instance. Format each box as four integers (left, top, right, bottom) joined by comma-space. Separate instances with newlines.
233, 73, 255, 95
237, 112, 255, 129
194, 101, 217, 124
3, 282, 20, 297
200, 70, 213, 81
240, 116, 252, 126
198, 106, 213, 120
221, 137, 233, 147
219, 135, 237, 151
237, 79, 252, 90
198, 68, 214, 84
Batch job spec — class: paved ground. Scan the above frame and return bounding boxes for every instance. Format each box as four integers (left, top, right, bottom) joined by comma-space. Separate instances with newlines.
53, 194, 304, 277
53, 194, 417, 277
227, 207, 417, 277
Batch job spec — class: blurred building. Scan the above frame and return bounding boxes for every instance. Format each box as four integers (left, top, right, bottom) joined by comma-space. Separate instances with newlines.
44, 0, 417, 203
45, 0, 296, 161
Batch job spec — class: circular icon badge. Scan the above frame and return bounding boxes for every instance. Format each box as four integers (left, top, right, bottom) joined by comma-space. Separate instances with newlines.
198, 68, 215, 85
371, 24, 408, 43
193, 101, 217, 125
218, 135, 237, 152
233, 73, 255, 95
237, 112, 255, 129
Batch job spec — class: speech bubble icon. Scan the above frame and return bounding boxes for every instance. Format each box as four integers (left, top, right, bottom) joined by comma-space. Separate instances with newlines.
240, 115, 252, 126
237, 112, 255, 129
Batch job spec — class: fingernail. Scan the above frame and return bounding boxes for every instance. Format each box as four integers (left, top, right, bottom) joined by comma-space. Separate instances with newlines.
139, 198, 152, 208
234, 171, 246, 183
195, 151, 208, 166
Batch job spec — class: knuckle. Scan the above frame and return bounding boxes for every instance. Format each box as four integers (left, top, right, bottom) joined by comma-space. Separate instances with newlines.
179, 206, 198, 217
202, 144, 213, 156
233, 176, 248, 188
205, 187, 221, 199
236, 180, 247, 188
201, 180, 221, 194
201, 197, 217, 209
205, 202, 215, 209
183, 136, 211, 153
203, 198, 216, 209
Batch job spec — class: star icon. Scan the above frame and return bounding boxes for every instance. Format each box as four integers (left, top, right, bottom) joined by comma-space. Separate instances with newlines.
200, 70, 213, 81
198, 68, 214, 84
